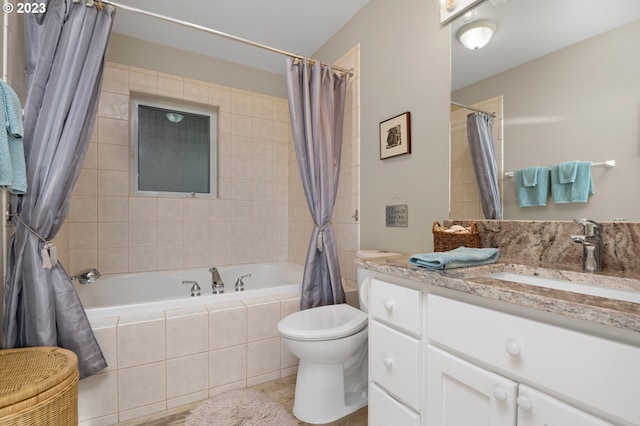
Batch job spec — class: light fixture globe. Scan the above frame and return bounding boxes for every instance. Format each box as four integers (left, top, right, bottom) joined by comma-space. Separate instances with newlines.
457, 20, 497, 50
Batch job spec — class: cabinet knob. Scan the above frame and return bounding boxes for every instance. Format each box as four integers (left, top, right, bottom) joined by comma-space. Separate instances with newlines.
506, 341, 521, 356
383, 300, 394, 311
492, 387, 508, 401
383, 357, 393, 367
516, 396, 532, 411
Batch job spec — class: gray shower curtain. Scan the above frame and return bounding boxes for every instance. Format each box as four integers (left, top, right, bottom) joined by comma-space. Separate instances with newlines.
286, 59, 348, 309
2, 0, 114, 378
467, 112, 502, 219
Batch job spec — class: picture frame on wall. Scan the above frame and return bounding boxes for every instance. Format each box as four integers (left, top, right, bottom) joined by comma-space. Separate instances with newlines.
440, 0, 486, 25
380, 112, 411, 160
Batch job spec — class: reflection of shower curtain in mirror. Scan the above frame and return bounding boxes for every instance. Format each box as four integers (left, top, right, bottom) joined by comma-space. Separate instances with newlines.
467, 113, 502, 219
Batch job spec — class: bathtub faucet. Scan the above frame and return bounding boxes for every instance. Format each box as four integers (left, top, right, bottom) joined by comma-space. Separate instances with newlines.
182, 280, 201, 297
209, 266, 224, 294
235, 274, 252, 291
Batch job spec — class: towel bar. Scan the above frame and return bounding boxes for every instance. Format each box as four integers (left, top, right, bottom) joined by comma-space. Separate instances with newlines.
504, 160, 615, 178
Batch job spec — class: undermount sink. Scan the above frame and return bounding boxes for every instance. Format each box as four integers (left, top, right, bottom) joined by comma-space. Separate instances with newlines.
488, 272, 640, 304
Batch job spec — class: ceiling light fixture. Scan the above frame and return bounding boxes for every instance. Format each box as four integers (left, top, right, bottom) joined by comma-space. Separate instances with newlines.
457, 20, 497, 50
165, 112, 184, 123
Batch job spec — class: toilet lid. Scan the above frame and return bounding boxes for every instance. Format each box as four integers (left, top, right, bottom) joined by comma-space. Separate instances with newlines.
278, 304, 368, 341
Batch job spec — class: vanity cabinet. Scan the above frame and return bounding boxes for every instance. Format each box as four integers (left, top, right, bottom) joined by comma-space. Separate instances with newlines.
368, 278, 424, 426
427, 294, 639, 426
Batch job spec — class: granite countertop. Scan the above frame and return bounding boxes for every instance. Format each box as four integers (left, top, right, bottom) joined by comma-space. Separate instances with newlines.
355, 254, 640, 333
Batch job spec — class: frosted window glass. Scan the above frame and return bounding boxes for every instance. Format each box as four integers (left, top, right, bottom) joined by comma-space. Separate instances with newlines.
133, 101, 216, 197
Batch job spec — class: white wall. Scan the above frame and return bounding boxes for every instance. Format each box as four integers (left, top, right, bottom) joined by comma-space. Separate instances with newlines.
314, 0, 451, 254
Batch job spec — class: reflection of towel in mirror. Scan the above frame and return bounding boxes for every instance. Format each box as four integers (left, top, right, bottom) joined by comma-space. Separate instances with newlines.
551, 161, 594, 203
515, 166, 549, 207
558, 160, 578, 183
0, 80, 27, 194
409, 247, 499, 270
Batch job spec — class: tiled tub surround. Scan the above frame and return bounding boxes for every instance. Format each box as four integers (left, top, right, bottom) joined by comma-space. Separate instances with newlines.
78, 293, 301, 425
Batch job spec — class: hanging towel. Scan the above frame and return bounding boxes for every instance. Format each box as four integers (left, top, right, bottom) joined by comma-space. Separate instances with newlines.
0, 80, 27, 194
558, 160, 578, 184
409, 246, 499, 270
515, 166, 549, 207
551, 161, 594, 203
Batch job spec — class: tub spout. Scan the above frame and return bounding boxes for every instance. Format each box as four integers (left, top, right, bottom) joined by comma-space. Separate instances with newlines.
209, 266, 224, 293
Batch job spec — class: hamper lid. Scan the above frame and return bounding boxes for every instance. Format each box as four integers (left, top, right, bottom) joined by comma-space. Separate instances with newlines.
0, 346, 79, 410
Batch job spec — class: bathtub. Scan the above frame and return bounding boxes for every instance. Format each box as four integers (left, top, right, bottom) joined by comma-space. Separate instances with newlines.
77, 261, 303, 319
76, 261, 305, 424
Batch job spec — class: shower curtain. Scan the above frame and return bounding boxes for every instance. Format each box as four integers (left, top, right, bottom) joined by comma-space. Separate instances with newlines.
467, 112, 502, 219
3, 0, 114, 378
286, 58, 348, 309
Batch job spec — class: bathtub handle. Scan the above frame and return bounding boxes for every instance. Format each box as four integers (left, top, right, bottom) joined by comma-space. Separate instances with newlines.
235, 274, 252, 290
182, 280, 201, 297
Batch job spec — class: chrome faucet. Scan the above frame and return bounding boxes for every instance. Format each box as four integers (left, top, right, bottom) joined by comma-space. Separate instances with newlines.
235, 274, 252, 291
182, 280, 201, 297
209, 266, 224, 293
570, 218, 603, 273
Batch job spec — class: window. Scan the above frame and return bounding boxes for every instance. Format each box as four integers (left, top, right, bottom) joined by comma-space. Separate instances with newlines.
131, 98, 217, 197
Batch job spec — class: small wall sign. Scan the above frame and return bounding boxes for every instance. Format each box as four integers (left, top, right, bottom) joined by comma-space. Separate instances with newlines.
385, 204, 408, 227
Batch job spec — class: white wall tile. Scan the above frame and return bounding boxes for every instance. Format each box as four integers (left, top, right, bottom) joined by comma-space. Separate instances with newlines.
117, 362, 166, 411
167, 353, 209, 399
117, 319, 165, 368
209, 345, 247, 388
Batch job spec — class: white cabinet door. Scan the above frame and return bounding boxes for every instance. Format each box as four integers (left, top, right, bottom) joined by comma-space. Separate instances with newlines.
516, 385, 615, 426
369, 383, 420, 426
426, 345, 518, 426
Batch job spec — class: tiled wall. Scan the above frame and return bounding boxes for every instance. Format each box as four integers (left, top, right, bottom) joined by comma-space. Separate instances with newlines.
57, 63, 292, 276
288, 45, 361, 292
78, 293, 301, 424
449, 96, 503, 219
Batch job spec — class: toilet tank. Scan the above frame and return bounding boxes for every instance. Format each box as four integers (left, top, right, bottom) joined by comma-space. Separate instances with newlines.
355, 250, 400, 313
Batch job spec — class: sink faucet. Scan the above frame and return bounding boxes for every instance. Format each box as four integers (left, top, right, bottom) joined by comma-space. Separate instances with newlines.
209, 266, 224, 293
570, 219, 603, 273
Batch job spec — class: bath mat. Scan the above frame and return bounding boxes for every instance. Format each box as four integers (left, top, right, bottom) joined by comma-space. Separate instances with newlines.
185, 388, 298, 426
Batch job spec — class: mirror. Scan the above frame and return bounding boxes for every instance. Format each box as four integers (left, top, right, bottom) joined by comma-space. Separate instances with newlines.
450, 0, 640, 222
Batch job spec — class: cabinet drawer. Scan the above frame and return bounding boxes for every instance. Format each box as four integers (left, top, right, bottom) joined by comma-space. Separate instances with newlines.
370, 278, 422, 335
370, 320, 421, 411
427, 294, 640, 425
369, 383, 420, 426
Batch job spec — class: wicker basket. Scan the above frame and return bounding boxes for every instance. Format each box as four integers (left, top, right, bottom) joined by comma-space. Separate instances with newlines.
433, 221, 480, 252
0, 347, 79, 425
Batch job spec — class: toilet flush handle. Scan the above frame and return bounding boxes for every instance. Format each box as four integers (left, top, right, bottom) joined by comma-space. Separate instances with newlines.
383, 300, 394, 311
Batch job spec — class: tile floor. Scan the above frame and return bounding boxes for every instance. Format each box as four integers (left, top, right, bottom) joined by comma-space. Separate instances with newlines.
119, 375, 368, 426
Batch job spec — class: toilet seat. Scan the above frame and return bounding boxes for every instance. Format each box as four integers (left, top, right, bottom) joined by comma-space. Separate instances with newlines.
278, 304, 367, 341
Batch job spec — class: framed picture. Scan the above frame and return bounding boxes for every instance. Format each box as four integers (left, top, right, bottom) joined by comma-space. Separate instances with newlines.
440, 0, 486, 25
380, 112, 411, 160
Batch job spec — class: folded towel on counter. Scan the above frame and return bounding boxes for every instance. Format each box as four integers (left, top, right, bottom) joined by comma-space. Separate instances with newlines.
558, 160, 578, 184
551, 161, 594, 203
515, 166, 549, 207
0, 80, 27, 194
409, 246, 499, 270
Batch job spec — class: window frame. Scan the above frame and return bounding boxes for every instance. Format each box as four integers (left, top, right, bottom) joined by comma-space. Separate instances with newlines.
130, 97, 218, 198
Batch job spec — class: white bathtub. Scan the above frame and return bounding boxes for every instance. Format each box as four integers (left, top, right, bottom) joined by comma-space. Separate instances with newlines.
77, 261, 303, 319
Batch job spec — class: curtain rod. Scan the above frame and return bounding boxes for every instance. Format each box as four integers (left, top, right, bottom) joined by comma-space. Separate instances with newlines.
100, 1, 354, 77
451, 101, 496, 118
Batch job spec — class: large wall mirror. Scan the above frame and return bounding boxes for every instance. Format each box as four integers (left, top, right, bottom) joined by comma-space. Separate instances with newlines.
450, 0, 640, 222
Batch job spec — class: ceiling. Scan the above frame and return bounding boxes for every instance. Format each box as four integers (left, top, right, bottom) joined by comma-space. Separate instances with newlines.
451, 0, 640, 91
110, 0, 640, 88
110, 0, 370, 76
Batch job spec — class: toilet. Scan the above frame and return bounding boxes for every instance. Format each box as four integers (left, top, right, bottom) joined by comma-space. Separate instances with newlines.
277, 250, 398, 424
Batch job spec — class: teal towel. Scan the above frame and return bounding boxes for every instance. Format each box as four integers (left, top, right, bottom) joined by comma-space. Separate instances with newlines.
0, 80, 27, 194
521, 166, 539, 187
409, 247, 499, 270
558, 160, 578, 184
515, 167, 549, 207
551, 161, 594, 203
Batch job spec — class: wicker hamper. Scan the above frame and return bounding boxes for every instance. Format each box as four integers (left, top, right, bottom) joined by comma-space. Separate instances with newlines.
0, 347, 79, 425
433, 221, 480, 252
